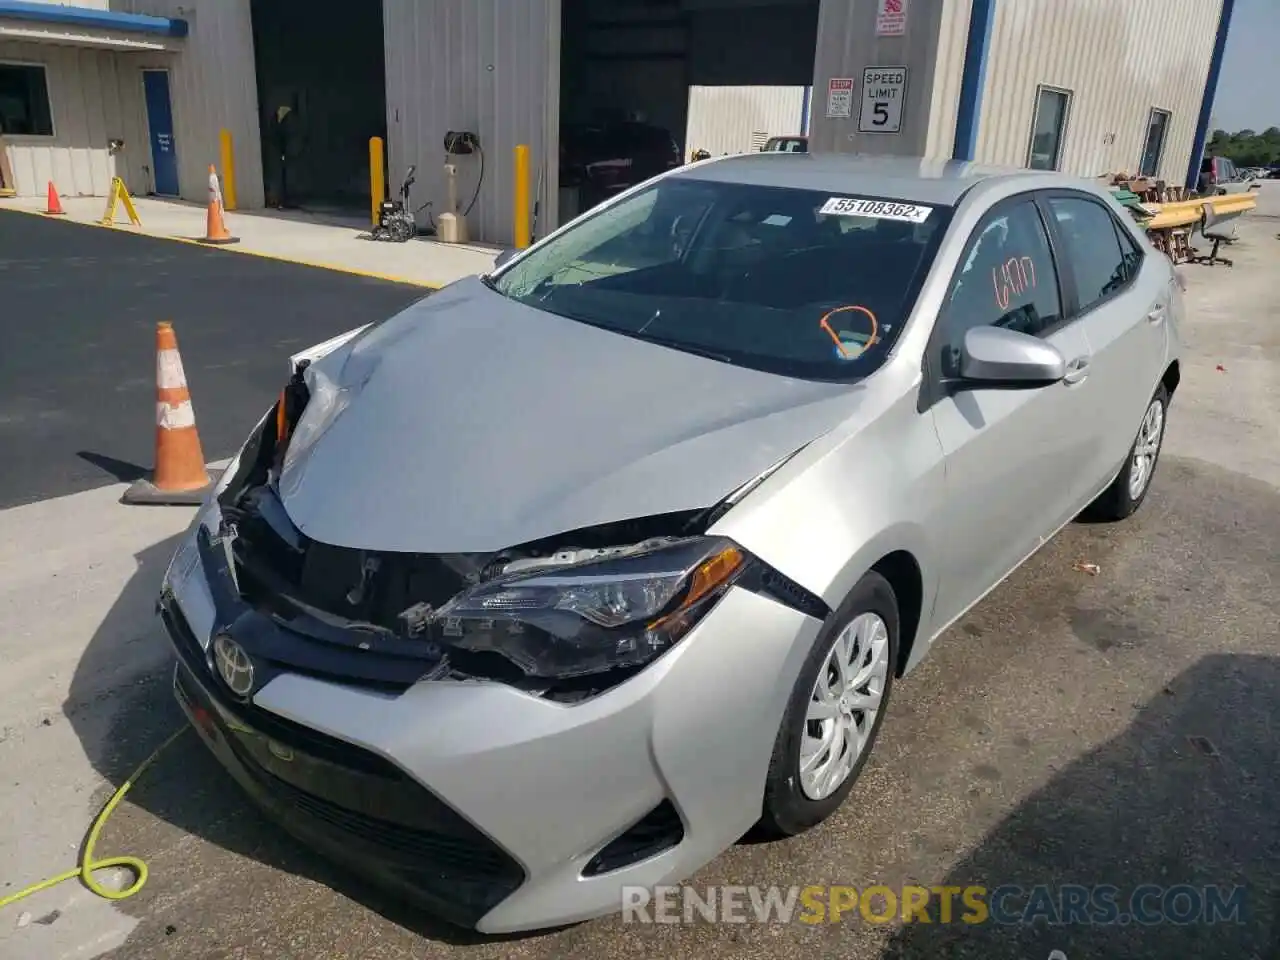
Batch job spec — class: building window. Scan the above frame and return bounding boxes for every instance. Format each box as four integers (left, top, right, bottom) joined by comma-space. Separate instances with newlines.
1026, 85, 1071, 171
0, 63, 54, 137
1139, 108, 1170, 177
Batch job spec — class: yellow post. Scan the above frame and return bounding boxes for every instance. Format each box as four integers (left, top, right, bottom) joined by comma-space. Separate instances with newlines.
514, 144, 531, 248
219, 129, 237, 211
369, 136, 385, 227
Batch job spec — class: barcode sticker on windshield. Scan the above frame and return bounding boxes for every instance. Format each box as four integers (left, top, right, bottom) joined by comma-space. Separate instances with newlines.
819, 197, 933, 223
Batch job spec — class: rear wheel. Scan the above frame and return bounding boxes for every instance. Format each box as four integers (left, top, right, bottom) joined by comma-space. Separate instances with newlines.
1085, 384, 1169, 521
759, 571, 898, 838
391, 217, 415, 243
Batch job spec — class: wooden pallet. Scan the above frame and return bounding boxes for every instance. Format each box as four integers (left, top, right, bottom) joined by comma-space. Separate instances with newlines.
1148, 227, 1194, 264
1102, 173, 1191, 204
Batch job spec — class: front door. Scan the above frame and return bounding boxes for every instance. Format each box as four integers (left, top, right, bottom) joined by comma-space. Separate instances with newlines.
925, 196, 1096, 631
142, 70, 179, 197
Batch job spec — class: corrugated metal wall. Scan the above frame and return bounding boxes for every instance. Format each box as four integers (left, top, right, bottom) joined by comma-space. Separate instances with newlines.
383, 0, 560, 246
922, 0, 971, 159
809, 0, 949, 156
972, 0, 1222, 180
0, 1, 263, 204
0, 40, 149, 196
121, 0, 264, 207
685, 85, 807, 157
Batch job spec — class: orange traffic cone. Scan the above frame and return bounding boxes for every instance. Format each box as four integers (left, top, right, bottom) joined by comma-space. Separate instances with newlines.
45, 180, 65, 215
199, 164, 239, 245
122, 322, 214, 506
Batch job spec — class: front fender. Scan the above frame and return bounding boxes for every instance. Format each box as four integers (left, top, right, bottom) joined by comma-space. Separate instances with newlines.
289, 324, 372, 374
709, 381, 945, 653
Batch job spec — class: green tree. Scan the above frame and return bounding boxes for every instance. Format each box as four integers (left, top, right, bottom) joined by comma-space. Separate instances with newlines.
1207, 129, 1280, 168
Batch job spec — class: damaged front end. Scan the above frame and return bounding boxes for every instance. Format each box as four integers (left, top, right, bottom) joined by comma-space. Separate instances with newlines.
203, 364, 827, 703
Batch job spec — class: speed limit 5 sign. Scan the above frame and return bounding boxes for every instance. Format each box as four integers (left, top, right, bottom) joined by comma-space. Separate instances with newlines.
859, 66, 907, 134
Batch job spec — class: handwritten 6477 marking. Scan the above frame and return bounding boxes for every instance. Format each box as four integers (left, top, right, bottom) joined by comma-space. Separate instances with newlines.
993, 256, 1037, 311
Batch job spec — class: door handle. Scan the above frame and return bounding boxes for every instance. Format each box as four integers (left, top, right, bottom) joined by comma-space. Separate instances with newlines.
1062, 357, 1090, 384
1147, 306, 1166, 324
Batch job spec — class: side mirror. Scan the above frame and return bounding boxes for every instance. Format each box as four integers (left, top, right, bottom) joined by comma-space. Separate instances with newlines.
493, 247, 520, 270
953, 325, 1067, 388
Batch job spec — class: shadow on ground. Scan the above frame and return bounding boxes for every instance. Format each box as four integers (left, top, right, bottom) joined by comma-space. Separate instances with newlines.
880, 653, 1280, 959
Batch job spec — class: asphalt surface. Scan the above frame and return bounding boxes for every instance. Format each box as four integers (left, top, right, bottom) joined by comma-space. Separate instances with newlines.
2, 195, 1279, 960
0, 210, 427, 510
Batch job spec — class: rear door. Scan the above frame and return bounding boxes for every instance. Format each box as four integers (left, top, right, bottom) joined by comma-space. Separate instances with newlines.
924, 195, 1096, 630
1038, 191, 1169, 496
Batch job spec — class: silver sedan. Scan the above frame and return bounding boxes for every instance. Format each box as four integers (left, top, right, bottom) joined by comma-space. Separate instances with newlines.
160, 153, 1180, 933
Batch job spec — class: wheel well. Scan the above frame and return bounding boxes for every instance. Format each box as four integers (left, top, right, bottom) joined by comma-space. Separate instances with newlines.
871, 551, 923, 677
1162, 360, 1180, 398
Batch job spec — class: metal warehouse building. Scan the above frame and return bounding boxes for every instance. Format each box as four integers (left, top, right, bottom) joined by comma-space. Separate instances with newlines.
0, 0, 1234, 245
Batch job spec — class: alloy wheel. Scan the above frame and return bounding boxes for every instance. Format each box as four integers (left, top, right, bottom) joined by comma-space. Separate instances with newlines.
798, 612, 891, 801
1128, 398, 1165, 501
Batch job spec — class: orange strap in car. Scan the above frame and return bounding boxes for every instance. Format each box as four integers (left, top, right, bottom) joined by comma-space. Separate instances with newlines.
819, 304, 879, 358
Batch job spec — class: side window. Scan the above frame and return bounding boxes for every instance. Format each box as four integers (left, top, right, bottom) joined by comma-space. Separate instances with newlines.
939, 200, 1062, 376
1046, 196, 1131, 311
1113, 218, 1145, 284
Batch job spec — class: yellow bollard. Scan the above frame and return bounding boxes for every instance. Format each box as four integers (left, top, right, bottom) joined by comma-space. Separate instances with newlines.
219, 129, 237, 211
513, 144, 531, 249
369, 137, 385, 228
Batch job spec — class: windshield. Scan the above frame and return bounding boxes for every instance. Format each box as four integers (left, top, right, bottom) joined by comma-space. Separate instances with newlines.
763, 137, 808, 153
490, 176, 951, 379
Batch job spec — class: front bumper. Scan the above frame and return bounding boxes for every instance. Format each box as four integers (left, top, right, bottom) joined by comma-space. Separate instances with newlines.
161, 504, 823, 933
167, 640, 522, 928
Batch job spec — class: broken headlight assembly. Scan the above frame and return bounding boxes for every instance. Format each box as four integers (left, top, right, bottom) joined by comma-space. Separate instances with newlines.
428, 536, 748, 680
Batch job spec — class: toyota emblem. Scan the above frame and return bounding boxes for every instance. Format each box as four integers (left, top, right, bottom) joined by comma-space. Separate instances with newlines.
213, 634, 255, 697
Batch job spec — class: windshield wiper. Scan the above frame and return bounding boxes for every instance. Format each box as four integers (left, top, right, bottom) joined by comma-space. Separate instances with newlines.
625, 330, 735, 364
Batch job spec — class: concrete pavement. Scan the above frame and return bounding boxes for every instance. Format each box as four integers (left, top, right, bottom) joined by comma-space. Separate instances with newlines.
0, 194, 498, 289
1, 191, 1278, 960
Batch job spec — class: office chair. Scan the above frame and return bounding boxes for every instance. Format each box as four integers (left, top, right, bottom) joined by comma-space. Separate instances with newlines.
1190, 201, 1234, 268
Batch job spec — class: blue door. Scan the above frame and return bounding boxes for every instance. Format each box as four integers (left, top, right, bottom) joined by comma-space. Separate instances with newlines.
142, 70, 179, 196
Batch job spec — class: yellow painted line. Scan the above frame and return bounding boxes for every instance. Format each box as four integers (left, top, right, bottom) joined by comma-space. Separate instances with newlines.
161, 233, 441, 287
0, 203, 441, 289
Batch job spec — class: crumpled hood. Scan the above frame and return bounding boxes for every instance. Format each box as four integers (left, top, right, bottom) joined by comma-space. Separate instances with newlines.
277, 277, 860, 552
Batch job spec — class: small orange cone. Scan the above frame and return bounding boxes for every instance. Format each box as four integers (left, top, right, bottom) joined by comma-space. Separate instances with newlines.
122, 322, 214, 506
45, 180, 65, 215
199, 164, 239, 245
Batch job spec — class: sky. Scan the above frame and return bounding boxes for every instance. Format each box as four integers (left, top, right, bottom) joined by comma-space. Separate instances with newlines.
1211, 0, 1279, 133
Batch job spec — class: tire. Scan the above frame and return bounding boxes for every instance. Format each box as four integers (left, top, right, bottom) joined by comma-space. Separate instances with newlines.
391, 218, 415, 243
1085, 384, 1169, 522
758, 571, 899, 838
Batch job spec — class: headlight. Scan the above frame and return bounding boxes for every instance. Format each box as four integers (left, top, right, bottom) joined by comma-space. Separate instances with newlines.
435, 537, 746, 679
279, 365, 353, 479
162, 529, 199, 593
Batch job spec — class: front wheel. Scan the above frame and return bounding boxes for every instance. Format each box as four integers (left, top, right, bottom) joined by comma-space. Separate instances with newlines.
390, 217, 415, 243
1084, 384, 1169, 522
758, 571, 898, 838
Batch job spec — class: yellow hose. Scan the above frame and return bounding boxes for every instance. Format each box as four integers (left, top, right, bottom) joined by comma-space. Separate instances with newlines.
0, 727, 188, 911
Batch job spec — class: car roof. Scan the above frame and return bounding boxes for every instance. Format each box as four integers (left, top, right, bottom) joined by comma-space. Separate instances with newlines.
671, 152, 1072, 206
